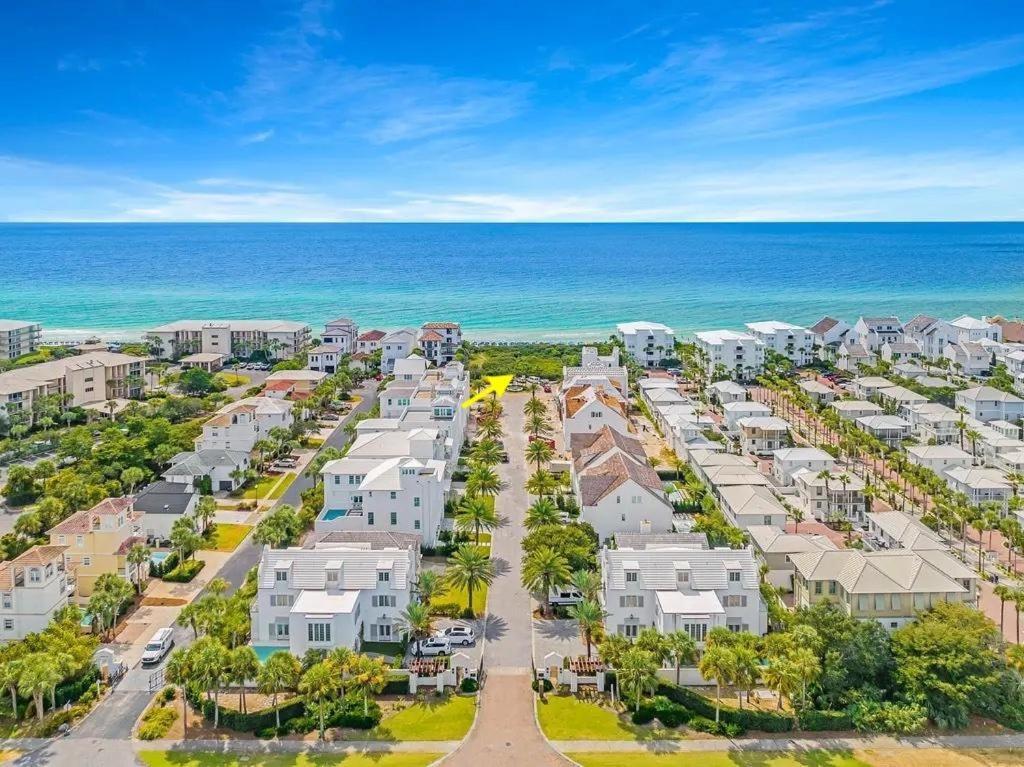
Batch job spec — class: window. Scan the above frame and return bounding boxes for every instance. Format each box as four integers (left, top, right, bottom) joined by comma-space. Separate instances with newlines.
308, 622, 331, 643
413, 497, 421, 508
874, 594, 887, 611
1, 594, 11, 609
676, 570, 689, 583
270, 594, 294, 607
625, 571, 638, 583
275, 570, 288, 582
682, 622, 708, 642
367, 512, 375, 525
58, 535, 66, 545
76, 535, 84, 547
372, 595, 397, 607
814, 581, 823, 594
2, 619, 12, 631
82, 556, 91, 567
378, 571, 390, 583
271, 622, 290, 638
414, 520, 421, 530
620, 624, 639, 638
728, 571, 741, 583
828, 581, 837, 595
390, 512, 397, 526
326, 570, 339, 583
390, 491, 397, 500
618, 595, 643, 608
891, 594, 901, 610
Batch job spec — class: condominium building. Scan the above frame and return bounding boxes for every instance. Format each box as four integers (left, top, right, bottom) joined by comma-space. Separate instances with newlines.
146, 320, 311, 360
693, 330, 764, 381
616, 322, 676, 366
0, 545, 73, 642
600, 544, 766, 643
744, 321, 814, 365
0, 351, 146, 424
251, 532, 420, 654
0, 319, 42, 361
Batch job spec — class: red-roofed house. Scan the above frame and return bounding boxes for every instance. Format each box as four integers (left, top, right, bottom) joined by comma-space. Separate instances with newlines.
356, 330, 386, 354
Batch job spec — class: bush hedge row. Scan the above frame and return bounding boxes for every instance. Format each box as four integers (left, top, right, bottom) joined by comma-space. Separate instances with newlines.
656, 683, 794, 732
162, 559, 205, 582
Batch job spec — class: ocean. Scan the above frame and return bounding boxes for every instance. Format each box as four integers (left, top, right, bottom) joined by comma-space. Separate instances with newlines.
1, 222, 1022, 342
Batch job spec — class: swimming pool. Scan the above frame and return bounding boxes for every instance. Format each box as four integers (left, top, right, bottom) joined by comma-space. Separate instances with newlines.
150, 551, 170, 565
321, 509, 349, 521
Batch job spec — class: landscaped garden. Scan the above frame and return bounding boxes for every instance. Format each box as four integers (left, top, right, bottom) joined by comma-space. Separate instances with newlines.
198, 522, 252, 552
536, 693, 680, 741
366, 693, 475, 741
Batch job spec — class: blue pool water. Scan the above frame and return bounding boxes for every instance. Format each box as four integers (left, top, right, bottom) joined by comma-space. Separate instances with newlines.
321, 508, 349, 521
149, 551, 170, 565
252, 645, 288, 663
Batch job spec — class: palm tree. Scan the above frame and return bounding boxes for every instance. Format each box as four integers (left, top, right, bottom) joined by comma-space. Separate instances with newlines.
415, 570, 442, 607
126, 542, 151, 595
446, 545, 496, 617
568, 600, 605, 658
616, 647, 659, 713
525, 439, 555, 473
18, 653, 60, 721
476, 417, 503, 441
455, 496, 499, 544
230, 645, 260, 714
120, 466, 146, 495
525, 413, 552, 438
762, 655, 798, 710
397, 602, 434, 644
664, 631, 697, 686
790, 646, 820, 710
525, 498, 561, 530
165, 649, 192, 736
0, 658, 21, 719
569, 569, 602, 602
191, 636, 230, 727
526, 469, 558, 499
731, 645, 760, 709
471, 439, 503, 467
298, 660, 341, 740
523, 396, 547, 419
815, 470, 833, 524
348, 654, 390, 716
257, 651, 301, 730
698, 645, 736, 723
522, 546, 571, 616
194, 495, 217, 533
465, 465, 501, 498
994, 584, 1013, 636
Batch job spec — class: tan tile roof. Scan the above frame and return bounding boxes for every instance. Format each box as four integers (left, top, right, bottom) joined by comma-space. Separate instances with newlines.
419, 330, 444, 342
578, 452, 663, 507
116, 535, 147, 555
570, 426, 647, 471
422, 322, 460, 329
48, 497, 133, 535
13, 545, 67, 566
357, 330, 386, 341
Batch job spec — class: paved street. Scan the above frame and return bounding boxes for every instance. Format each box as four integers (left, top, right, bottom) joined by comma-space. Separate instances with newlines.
23, 381, 379, 766
446, 393, 569, 767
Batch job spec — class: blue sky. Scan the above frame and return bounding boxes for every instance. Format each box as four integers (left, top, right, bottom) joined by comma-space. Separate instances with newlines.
1, 0, 1023, 221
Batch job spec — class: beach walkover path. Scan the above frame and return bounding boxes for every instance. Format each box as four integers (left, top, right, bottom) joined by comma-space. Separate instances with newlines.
444, 393, 569, 767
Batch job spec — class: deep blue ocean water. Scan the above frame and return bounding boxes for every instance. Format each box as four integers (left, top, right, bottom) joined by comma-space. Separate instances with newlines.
0, 223, 1021, 341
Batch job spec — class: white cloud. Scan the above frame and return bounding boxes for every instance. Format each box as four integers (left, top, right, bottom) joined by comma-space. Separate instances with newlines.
240, 128, 275, 145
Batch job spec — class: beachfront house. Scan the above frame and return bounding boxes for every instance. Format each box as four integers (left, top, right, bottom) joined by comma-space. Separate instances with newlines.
902, 315, 953, 360
880, 341, 923, 364
809, 317, 852, 360
564, 347, 629, 395
321, 317, 359, 354
417, 322, 462, 365
849, 316, 903, 352
693, 330, 765, 382
381, 329, 417, 373
250, 532, 419, 654
356, 330, 386, 355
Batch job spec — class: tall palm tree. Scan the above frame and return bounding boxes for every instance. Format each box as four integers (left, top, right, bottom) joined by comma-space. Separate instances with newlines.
525, 413, 552, 438
994, 584, 1013, 636
126, 543, 151, 595
194, 495, 217, 533
257, 650, 301, 731
525, 439, 555, 473
455, 496, 499, 544
762, 655, 799, 711
298, 660, 341, 740
569, 569, 602, 602
470, 439, 503, 467
165, 649, 192, 736
523, 396, 546, 418
229, 645, 260, 714
815, 470, 833, 523
18, 653, 60, 722
526, 469, 558, 499
347, 654, 390, 715
525, 498, 561, 530
191, 637, 230, 727
465, 465, 501, 498
790, 646, 821, 710
664, 631, 697, 686
415, 570, 442, 606
698, 645, 736, 723
476, 417, 503, 441
568, 600, 605, 658
616, 647, 659, 713
446, 545, 496, 617
521, 546, 571, 616
397, 602, 434, 644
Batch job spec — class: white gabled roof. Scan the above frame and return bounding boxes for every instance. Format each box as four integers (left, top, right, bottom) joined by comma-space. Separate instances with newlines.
655, 590, 725, 616
736, 416, 790, 431
772, 447, 834, 463
746, 525, 837, 555
259, 542, 415, 591
745, 320, 807, 334
950, 315, 994, 331
958, 386, 1024, 404
695, 329, 758, 344
709, 380, 746, 395
856, 415, 911, 430
603, 546, 759, 591
722, 401, 771, 415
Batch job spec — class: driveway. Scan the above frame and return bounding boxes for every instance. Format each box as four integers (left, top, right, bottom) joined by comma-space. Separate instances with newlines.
445, 392, 569, 767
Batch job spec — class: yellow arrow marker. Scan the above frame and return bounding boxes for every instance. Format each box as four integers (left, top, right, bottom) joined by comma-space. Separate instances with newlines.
461, 375, 514, 409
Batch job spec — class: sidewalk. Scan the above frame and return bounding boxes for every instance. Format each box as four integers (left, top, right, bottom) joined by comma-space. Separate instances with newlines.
552, 732, 1024, 752
3, 736, 457, 755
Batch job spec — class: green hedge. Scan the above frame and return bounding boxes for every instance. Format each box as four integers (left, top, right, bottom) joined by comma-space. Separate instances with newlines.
382, 675, 410, 695
163, 559, 205, 582
632, 695, 690, 727
188, 687, 306, 732
656, 683, 794, 732
799, 709, 854, 731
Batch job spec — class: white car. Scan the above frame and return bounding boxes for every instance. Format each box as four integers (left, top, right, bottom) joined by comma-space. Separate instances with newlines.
434, 625, 476, 645
412, 637, 451, 656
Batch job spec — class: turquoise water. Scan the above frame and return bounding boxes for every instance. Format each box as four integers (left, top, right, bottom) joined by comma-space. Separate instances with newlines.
321, 508, 349, 521
1, 223, 1022, 340
149, 551, 170, 565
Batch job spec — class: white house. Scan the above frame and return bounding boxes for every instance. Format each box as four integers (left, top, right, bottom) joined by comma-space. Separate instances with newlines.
564, 347, 629, 394
318, 457, 446, 546
881, 341, 922, 364
905, 444, 973, 474
950, 315, 1002, 344
809, 317, 852, 359
717, 484, 788, 530
944, 342, 991, 376
831, 399, 884, 421
746, 526, 837, 592
955, 386, 1024, 424
356, 330, 386, 354
943, 466, 1012, 508
866, 511, 946, 552
687, 450, 757, 485
393, 354, 429, 383
836, 341, 874, 372
196, 397, 294, 454
902, 315, 953, 360
744, 321, 814, 365
772, 447, 836, 486
849, 316, 903, 352
855, 415, 912, 448
418, 322, 462, 366
560, 384, 629, 444
798, 379, 836, 404
907, 402, 962, 445
694, 330, 765, 381
1005, 350, 1024, 396
600, 545, 766, 642
793, 468, 866, 523
852, 376, 895, 400
164, 449, 251, 492
571, 427, 674, 543
875, 386, 929, 417
321, 318, 359, 354
308, 344, 344, 374
132, 480, 200, 543
250, 532, 420, 654
721, 401, 772, 431
616, 322, 676, 366
0, 546, 72, 642
709, 380, 747, 405
381, 329, 417, 373
346, 428, 445, 463
736, 416, 790, 456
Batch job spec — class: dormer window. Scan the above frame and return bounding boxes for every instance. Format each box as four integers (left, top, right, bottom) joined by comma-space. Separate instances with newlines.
625, 571, 638, 583
275, 570, 288, 582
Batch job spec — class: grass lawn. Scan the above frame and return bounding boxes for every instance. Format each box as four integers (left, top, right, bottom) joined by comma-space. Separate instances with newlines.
434, 544, 490, 617
215, 372, 251, 387
238, 472, 296, 501
537, 694, 679, 742
139, 753, 442, 767
567, 754, 869, 767
267, 472, 298, 500
199, 523, 252, 552
366, 694, 476, 741
360, 641, 403, 657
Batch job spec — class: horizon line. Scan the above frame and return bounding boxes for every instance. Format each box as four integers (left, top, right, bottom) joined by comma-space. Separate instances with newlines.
2, 219, 1024, 225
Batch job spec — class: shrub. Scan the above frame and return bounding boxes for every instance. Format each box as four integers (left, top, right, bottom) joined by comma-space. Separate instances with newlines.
382, 675, 410, 695
187, 687, 306, 732
722, 722, 744, 738
460, 677, 479, 694
428, 602, 463, 618
532, 679, 554, 693
327, 694, 382, 729
162, 559, 205, 582
159, 686, 176, 704
688, 715, 719, 734
799, 709, 853, 732
656, 683, 792, 732
632, 696, 689, 727
138, 706, 178, 740
40, 709, 77, 737
849, 700, 927, 734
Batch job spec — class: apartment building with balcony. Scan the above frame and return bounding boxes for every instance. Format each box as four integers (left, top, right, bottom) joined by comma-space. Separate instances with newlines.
0, 319, 42, 361
616, 322, 676, 366
693, 330, 765, 382
745, 320, 814, 365
147, 320, 310, 360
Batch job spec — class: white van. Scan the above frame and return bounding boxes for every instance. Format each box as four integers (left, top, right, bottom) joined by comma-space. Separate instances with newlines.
141, 627, 175, 666
549, 588, 584, 606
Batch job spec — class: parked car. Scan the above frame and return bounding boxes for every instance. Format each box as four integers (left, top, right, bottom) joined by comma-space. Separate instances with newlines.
320, 413, 339, 421
141, 627, 175, 666
434, 624, 476, 645
412, 637, 451, 656
549, 588, 584, 606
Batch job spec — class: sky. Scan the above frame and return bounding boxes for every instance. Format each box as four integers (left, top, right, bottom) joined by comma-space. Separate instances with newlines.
1, 0, 1023, 222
